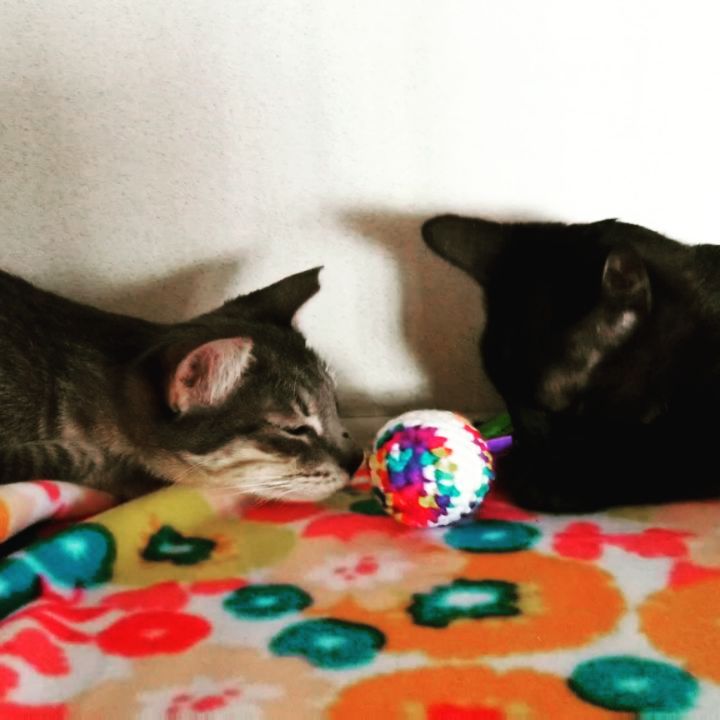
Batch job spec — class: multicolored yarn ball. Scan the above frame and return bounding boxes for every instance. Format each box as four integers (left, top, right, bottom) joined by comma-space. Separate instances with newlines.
368, 410, 496, 528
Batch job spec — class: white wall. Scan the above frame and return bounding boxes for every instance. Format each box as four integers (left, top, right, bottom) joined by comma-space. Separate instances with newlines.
1, 1, 719, 419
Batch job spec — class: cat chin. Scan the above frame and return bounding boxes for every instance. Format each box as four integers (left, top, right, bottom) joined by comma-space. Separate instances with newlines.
248, 472, 349, 502
143, 449, 349, 501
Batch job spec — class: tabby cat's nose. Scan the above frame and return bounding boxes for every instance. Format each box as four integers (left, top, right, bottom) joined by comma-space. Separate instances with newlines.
341, 447, 364, 476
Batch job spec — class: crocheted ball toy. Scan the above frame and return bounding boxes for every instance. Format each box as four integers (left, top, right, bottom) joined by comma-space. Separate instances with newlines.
368, 410, 504, 528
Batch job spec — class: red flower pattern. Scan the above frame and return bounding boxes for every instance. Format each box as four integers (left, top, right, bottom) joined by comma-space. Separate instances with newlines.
97, 611, 211, 657
244, 501, 324, 523
668, 560, 720, 588
303, 513, 411, 541
554, 522, 690, 561
0, 577, 239, 698
0, 629, 68, 675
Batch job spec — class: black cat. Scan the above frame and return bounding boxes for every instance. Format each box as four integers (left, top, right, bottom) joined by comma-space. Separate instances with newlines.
423, 215, 720, 512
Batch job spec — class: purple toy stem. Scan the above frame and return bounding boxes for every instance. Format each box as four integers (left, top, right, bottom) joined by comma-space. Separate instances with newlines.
487, 435, 513, 455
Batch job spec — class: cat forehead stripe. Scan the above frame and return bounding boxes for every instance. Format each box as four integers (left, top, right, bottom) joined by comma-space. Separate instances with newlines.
305, 415, 323, 436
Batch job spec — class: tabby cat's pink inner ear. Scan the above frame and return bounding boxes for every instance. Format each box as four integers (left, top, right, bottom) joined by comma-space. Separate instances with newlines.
168, 337, 254, 413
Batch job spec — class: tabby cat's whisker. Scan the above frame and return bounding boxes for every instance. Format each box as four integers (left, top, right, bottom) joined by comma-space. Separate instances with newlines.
172, 458, 212, 486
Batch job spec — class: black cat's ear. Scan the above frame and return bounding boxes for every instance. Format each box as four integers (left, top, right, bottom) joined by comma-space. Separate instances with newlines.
227, 267, 322, 325
422, 215, 506, 284
601, 244, 652, 312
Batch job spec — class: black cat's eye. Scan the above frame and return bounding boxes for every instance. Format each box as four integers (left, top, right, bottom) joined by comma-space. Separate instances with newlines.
282, 425, 315, 438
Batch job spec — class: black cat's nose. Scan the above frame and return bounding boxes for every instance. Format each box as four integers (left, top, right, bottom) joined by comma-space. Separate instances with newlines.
342, 447, 364, 477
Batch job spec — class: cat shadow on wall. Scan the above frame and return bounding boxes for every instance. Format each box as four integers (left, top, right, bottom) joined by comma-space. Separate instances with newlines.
341, 209, 503, 416
65, 257, 243, 324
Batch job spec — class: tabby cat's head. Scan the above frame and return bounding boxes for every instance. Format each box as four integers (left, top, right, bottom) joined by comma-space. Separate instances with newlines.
135, 268, 363, 501
423, 216, 700, 424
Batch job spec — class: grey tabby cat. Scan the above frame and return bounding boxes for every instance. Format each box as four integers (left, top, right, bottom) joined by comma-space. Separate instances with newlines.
0, 266, 362, 501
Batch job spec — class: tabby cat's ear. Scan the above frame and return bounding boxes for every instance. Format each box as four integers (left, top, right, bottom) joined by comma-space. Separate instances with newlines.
601, 244, 652, 312
167, 337, 254, 413
422, 215, 506, 284
229, 267, 322, 326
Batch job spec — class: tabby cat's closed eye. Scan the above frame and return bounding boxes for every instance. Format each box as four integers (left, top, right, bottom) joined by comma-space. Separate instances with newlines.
281, 425, 315, 438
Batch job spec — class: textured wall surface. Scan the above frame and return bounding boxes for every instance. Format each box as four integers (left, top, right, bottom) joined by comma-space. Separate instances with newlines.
1, 1, 718, 418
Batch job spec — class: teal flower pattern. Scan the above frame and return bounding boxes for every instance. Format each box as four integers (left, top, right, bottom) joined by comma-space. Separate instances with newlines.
224, 584, 312, 619
569, 656, 699, 713
445, 520, 540, 553
270, 618, 385, 669
141, 525, 215, 566
0, 557, 41, 619
408, 578, 520, 628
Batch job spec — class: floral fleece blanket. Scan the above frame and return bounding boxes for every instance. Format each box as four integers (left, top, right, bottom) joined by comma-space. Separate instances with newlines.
0, 467, 719, 719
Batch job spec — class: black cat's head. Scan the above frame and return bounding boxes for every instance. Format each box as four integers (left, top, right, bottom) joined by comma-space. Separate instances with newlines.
134, 268, 363, 501
423, 215, 699, 424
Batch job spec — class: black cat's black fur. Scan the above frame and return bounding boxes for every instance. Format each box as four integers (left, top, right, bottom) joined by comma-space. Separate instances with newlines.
423, 215, 720, 512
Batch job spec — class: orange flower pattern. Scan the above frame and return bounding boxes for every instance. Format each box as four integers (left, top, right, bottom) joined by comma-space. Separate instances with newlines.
330, 666, 630, 719
641, 576, 720, 683
310, 551, 625, 658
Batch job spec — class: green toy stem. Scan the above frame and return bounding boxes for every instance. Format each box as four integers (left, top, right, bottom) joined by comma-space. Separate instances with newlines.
476, 412, 513, 439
